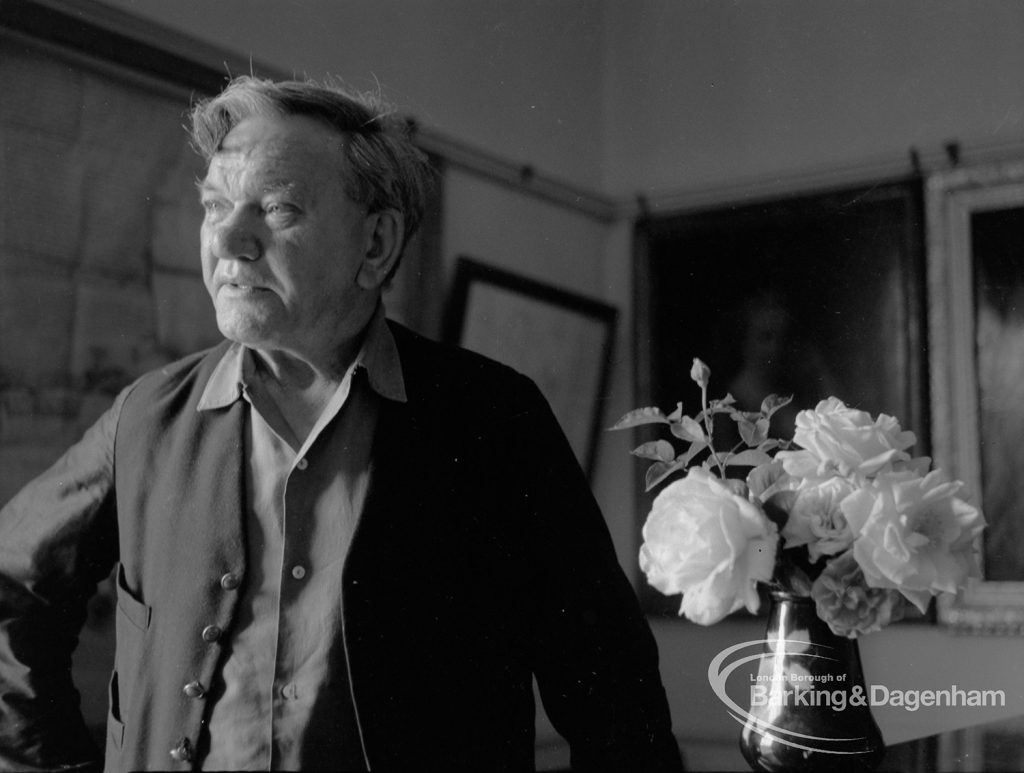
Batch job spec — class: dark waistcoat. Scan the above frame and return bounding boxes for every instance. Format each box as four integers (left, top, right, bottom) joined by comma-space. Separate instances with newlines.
105, 323, 678, 772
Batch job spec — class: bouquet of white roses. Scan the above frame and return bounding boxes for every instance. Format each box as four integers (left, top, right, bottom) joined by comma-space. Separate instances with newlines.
612, 358, 986, 638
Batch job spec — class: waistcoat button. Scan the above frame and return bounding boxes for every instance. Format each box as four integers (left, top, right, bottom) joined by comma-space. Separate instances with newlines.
220, 572, 241, 590
170, 738, 193, 762
201, 624, 222, 643
183, 680, 205, 699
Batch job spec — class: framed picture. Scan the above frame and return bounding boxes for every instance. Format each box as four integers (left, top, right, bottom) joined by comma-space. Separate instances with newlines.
444, 256, 618, 478
633, 178, 928, 614
927, 160, 1024, 635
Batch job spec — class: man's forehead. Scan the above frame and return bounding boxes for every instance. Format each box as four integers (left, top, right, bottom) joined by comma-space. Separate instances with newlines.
205, 114, 346, 185
221, 114, 344, 152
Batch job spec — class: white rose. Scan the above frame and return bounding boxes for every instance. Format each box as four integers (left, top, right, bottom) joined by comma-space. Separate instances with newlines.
777, 397, 918, 478
811, 550, 906, 638
639, 467, 778, 625
782, 476, 859, 562
843, 470, 986, 612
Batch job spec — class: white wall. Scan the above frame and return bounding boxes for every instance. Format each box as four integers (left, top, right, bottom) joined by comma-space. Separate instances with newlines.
602, 0, 1024, 198
95, 0, 606, 189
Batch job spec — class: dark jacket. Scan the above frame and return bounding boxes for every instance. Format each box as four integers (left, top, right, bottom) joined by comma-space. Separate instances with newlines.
0, 322, 682, 772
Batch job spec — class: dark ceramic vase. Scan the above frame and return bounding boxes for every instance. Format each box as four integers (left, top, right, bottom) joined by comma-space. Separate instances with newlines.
739, 591, 885, 772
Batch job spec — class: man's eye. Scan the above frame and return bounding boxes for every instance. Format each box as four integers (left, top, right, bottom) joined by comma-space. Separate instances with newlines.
265, 202, 298, 222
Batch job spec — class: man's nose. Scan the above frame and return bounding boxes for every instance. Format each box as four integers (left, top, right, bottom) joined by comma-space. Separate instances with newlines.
208, 209, 261, 262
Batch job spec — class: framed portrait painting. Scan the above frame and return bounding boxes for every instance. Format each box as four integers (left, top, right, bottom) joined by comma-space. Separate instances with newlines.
927, 160, 1024, 635
633, 178, 928, 614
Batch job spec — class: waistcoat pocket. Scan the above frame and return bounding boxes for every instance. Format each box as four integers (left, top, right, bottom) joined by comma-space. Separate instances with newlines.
107, 671, 126, 746
115, 562, 151, 632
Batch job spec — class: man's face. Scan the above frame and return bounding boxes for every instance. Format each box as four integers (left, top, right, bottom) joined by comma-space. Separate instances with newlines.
199, 113, 375, 358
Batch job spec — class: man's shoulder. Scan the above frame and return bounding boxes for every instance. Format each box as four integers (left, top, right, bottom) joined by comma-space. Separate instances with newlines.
388, 320, 535, 401
123, 341, 232, 408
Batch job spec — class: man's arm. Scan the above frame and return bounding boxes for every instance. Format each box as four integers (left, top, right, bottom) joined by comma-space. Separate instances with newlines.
505, 376, 684, 772
0, 396, 124, 771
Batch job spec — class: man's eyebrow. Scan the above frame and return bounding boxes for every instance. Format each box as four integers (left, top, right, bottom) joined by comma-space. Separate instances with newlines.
194, 179, 300, 196
260, 180, 299, 195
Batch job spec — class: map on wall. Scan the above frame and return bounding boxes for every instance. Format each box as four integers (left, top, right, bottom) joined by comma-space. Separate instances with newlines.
0, 30, 232, 743
0, 41, 220, 502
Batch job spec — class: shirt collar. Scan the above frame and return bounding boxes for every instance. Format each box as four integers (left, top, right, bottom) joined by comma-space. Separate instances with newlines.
359, 304, 407, 403
197, 304, 406, 411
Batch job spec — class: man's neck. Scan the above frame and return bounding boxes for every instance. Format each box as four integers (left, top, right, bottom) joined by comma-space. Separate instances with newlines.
249, 329, 369, 448
252, 367, 339, 448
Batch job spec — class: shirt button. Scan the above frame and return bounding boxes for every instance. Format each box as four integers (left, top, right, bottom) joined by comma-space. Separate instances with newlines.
291, 565, 307, 580
220, 572, 241, 590
201, 624, 222, 643
183, 680, 205, 699
296, 457, 309, 470
282, 682, 298, 700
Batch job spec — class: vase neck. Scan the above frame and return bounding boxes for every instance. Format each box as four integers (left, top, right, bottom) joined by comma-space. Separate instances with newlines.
768, 590, 813, 604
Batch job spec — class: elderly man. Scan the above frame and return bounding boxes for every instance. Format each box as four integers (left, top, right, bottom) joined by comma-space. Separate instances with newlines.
0, 77, 682, 772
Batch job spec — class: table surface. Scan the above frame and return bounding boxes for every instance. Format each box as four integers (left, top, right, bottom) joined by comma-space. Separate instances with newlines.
884, 715, 1024, 773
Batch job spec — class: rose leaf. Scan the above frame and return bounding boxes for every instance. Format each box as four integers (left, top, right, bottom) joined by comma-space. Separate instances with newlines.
761, 393, 793, 418
631, 439, 676, 462
671, 415, 706, 443
609, 406, 669, 430
725, 449, 773, 469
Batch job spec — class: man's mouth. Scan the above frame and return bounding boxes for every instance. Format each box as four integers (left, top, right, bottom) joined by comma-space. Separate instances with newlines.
219, 282, 269, 296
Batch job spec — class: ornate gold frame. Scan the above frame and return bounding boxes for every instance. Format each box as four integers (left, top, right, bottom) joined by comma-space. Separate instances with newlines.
927, 160, 1024, 635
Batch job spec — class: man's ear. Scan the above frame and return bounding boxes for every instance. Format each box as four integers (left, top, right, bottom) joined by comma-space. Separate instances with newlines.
357, 209, 405, 289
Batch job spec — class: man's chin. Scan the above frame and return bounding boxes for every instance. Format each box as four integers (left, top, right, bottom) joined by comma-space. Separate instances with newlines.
216, 318, 277, 349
